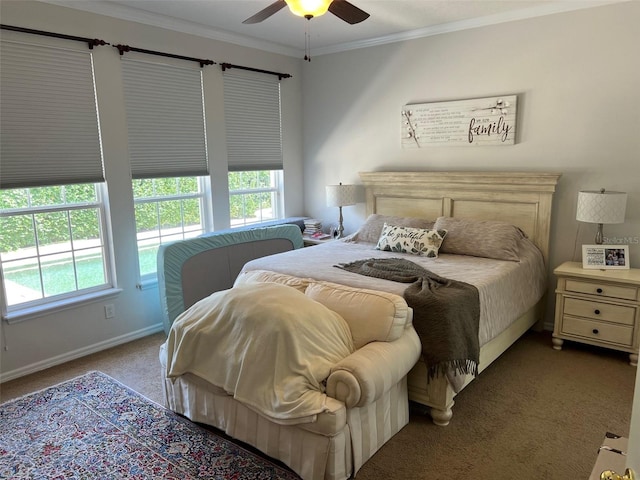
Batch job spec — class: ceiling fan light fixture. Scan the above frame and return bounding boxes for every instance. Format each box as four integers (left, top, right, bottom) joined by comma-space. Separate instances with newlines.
285, 0, 332, 18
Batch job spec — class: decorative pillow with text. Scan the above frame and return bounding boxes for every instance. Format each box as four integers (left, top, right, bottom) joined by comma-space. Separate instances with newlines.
375, 223, 447, 257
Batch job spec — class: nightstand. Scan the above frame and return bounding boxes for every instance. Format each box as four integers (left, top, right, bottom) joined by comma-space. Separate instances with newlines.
553, 261, 640, 365
302, 236, 335, 247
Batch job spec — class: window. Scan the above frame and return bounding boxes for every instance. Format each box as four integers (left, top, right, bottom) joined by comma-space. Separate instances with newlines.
229, 170, 283, 227
120, 58, 210, 278
133, 177, 206, 277
0, 38, 109, 318
223, 69, 285, 229
0, 184, 111, 313
223, 69, 284, 172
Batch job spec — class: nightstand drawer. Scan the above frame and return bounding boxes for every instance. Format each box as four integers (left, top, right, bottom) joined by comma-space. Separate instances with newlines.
562, 316, 633, 346
563, 297, 635, 325
565, 279, 637, 301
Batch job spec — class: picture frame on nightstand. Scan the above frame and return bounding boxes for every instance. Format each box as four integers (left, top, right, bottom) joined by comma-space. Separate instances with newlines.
582, 245, 629, 270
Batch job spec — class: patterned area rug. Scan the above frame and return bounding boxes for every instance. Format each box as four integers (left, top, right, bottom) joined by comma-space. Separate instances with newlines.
0, 371, 300, 479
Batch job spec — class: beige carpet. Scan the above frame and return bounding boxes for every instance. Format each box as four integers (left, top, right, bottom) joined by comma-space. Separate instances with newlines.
1, 330, 635, 479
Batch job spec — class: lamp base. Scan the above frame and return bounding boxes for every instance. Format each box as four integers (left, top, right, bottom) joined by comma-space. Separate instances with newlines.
335, 206, 345, 239
595, 223, 604, 245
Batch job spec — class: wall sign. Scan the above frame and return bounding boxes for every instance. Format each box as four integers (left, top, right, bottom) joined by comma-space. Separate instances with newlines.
401, 95, 517, 148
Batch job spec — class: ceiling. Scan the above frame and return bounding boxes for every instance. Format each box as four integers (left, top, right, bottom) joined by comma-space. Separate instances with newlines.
42, 0, 621, 57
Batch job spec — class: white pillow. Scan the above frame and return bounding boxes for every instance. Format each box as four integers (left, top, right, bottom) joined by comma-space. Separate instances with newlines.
375, 223, 447, 257
234, 269, 311, 292
305, 281, 410, 349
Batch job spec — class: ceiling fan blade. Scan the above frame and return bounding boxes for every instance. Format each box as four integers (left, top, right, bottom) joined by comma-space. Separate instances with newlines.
242, 0, 287, 24
328, 0, 370, 25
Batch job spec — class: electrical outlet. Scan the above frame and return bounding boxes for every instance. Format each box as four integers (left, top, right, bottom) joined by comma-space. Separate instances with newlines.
104, 304, 115, 319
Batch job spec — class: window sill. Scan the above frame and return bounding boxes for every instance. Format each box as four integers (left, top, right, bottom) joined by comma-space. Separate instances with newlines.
3, 288, 123, 325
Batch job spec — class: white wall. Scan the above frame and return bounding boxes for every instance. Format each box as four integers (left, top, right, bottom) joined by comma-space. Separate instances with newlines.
301, 2, 640, 329
0, 1, 304, 380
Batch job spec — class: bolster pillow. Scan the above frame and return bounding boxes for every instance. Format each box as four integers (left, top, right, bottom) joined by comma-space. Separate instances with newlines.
305, 281, 409, 349
234, 269, 312, 292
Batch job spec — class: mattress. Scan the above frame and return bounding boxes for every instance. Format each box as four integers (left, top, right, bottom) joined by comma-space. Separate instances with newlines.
240, 237, 546, 347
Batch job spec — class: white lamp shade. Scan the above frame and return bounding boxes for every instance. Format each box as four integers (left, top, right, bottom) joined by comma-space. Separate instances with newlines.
326, 184, 356, 208
576, 190, 627, 224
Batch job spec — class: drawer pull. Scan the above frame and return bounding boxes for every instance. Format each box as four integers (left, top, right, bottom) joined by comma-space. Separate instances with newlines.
596, 288, 603, 294
594, 309, 601, 315
593, 329, 599, 335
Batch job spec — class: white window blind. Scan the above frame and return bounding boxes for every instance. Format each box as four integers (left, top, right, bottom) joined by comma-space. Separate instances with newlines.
0, 40, 104, 189
223, 70, 283, 172
121, 58, 208, 179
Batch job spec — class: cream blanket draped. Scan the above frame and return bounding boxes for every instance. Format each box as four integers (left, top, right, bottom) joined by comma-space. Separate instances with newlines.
163, 283, 355, 423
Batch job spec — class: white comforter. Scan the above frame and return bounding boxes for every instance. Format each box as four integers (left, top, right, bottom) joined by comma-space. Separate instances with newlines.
242, 237, 547, 347
163, 282, 355, 423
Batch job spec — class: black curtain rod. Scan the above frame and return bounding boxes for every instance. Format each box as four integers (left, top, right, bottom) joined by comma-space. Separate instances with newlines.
1, 24, 108, 49
220, 62, 291, 80
115, 44, 214, 68
2, 25, 287, 77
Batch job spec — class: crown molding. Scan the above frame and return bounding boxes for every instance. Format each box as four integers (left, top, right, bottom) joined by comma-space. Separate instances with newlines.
37, 0, 301, 58
37, 0, 629, 60
313, 0, 628, 56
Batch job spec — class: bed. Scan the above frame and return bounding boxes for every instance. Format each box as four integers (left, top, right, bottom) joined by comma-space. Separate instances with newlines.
158, 170, 560, 480
238, 171, 561, 426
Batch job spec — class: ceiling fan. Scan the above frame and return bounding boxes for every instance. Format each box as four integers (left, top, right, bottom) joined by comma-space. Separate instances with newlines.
243, 0, 370, 25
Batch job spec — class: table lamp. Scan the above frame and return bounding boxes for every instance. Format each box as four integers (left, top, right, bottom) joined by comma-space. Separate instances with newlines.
576, 188, 627, 244
326, 182, 356, 239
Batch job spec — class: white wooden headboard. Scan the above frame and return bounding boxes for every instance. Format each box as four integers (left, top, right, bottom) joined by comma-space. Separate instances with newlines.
359, 171, 561, 264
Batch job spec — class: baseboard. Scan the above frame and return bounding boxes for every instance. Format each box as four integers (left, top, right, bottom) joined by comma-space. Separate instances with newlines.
0, 323, 164, 383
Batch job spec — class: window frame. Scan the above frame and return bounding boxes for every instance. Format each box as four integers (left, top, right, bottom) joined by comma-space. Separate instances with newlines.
132, 176, 210, 285
0, 182, 119, 323
228, 170, 284, 228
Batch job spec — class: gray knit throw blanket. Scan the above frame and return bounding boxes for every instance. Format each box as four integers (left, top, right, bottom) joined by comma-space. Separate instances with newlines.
336, 258, 480, 380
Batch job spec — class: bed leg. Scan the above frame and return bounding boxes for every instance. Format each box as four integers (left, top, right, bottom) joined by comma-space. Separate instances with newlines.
430, 406, 453, 426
